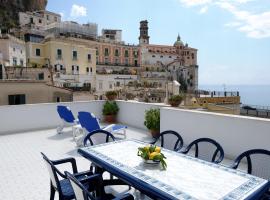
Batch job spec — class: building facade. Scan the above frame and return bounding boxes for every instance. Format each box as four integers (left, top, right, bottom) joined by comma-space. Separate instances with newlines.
0, 34, 26, 67
0, 80, 72, 106
19, 10, 61, 31
26, 36, 96, 90
139, 21, 199, 92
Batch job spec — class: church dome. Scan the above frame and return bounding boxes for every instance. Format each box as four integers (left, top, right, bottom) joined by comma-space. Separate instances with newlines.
174, 34, 184, 46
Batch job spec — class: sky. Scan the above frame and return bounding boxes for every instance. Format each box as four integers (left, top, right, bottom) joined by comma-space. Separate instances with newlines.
47, 0, 270, 86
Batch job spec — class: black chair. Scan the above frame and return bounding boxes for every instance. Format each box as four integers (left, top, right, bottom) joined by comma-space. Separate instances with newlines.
152, 130, 184, 151
83, 129, 130, 188
41, 152, 93, 200
65, 171, 134, 200
180, 138, 224, 164
83, 129, 115, 147
231, 149, 270, 199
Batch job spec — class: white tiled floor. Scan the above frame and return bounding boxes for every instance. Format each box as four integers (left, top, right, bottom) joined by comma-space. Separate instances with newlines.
0, 126, 153, 200
0, 126, 238, 200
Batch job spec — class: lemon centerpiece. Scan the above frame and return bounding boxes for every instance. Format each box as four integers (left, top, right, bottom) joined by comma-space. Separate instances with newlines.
137, 145, 167, 170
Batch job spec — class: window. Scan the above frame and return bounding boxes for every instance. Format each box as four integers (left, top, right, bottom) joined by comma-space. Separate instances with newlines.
54, 16, 57, 22
13, 57, 17, 66
104, 48, 109, 56
109, 83, 113, 89
39, 19, 42, 23
47, 15, 49, 20
13, 48, 15, 52
38, 73, 44, 80
160, 55, 163, 58
134, 60, 138, 67
191, 53, 194, 59
30, 17, 33, 23
8, 94, 26, 105
20, 50, 23, 54
96, 48, 99, 55
36, 48, 41, 56
115, 49, 119, 56
0, 64, 3, 79
73, 51, 77, 60
169, 56, 172, 58
56, 97, 61, 102
115, 58, 119, 65
60, 65, 63, 70
105, 57, 109, 65
72, 65, 74, 71
20, 59, 23, 66
125, 58, 129, 66
99, 81, 103, 90
152, 55, 155, 58
133, 51, 138, 58
116, 82, 120, 87
57, 49, 62, 59
90, 67, 92, 72
124, 50, 129, 57
87, 54, 91, 61
76, 66, 79, 71
86, 67, 89, 73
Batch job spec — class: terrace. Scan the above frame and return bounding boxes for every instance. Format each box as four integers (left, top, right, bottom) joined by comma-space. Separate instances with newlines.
0, 100, 269, 199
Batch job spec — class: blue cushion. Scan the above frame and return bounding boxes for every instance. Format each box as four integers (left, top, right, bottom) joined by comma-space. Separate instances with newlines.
59, 179, 75, 199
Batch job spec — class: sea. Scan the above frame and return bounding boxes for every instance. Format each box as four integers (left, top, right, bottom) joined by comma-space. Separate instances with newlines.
199, 85, 270, 107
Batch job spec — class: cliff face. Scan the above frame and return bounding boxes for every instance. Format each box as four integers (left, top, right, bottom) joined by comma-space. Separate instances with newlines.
0, 0, 47, 30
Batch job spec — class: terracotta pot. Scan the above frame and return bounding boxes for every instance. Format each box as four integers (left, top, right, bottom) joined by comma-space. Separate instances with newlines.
150, 129, 160, 139
106, 95, 117, 101
104, 115, 117, 123
169, 100, 181, 107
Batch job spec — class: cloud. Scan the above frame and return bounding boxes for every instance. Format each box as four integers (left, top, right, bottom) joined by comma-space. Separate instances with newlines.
179, 0, 270, 39
70, 4, 87, 18
179, 0, 212, 7
217, 1, 270, 38
199, 6, 208, 14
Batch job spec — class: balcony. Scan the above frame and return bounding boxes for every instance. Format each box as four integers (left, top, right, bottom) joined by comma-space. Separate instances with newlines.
0, 101, 269, 199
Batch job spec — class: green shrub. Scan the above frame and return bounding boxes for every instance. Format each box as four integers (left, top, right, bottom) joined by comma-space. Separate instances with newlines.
144, 108, 160, 131
169, 95, 183, 102
102, 101, 119, 115
105, 91, 117, 96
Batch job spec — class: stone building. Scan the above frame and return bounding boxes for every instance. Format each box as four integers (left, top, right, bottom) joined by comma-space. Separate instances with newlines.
0, 80, 72, 106
25, 36, 96, 90
0, 34, 26, 67
139, 20, 198, 92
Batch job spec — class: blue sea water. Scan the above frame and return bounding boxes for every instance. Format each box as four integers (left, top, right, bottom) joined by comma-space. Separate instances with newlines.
199, 85, 270, 107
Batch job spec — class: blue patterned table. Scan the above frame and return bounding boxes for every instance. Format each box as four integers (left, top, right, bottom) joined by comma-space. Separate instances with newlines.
78, 140, 269, 200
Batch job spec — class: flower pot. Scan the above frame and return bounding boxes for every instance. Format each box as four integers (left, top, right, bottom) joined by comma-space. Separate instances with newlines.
104, 115, 117, 123
106, 95, 117, 101
150, 129, 160, 139
169, 100, 181, 107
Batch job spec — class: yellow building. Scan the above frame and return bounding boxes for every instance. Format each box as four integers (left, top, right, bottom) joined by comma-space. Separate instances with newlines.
26, 35, 96, 89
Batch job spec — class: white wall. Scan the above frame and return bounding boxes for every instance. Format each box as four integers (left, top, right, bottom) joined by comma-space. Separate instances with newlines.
1, 101, 269, 159
116, 100, 167, 130
0, 101, 104, 135
160, 107, 270, 159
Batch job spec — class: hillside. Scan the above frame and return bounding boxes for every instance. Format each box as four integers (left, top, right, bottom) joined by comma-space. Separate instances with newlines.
0, 0, 47, 31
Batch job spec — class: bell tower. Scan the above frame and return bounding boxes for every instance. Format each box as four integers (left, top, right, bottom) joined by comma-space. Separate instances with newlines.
139, 20, 150, 45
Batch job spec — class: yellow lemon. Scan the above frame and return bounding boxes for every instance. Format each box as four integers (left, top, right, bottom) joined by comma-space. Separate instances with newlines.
155, 147, 161, 153
149, 152, 159, 160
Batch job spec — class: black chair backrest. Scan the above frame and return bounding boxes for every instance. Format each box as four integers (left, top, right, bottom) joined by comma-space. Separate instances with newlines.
66, 172, 95, 200
41, 152, 61, 191
83, 129, 115, 147
154, 130, 184, 151
182, 138, 224, 163
232, 149, 270, 180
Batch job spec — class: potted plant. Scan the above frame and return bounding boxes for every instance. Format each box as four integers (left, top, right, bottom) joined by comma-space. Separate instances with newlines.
102, 101, 119, 123
105, 91, 118, 101
168, 95, 183, 107
144, 108, 160, 138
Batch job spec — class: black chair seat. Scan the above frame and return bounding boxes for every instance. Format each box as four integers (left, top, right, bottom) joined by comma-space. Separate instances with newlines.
59, 179, 75, 199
